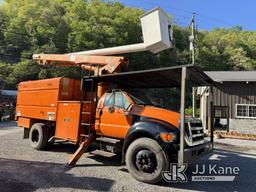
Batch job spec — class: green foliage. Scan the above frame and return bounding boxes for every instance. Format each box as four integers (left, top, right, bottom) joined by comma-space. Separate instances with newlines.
0, 60, 38, 88
185, 106, 200, 116
1, 0, 256, 90
196, 28, 256, 70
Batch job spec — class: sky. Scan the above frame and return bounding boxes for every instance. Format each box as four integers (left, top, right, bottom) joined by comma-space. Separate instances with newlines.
117, 0, 256, 31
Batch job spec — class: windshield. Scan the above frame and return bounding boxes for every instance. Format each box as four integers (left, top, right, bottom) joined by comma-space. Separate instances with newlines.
126, 90, 160, 106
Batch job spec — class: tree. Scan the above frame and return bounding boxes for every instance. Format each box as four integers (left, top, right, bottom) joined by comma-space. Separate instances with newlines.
1, 0, 256, 90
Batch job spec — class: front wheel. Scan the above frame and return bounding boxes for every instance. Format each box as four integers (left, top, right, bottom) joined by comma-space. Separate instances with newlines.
125, 137, 169, 184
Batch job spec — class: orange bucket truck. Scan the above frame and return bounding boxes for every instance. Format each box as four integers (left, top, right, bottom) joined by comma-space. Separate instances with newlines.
16, 7, 213, 183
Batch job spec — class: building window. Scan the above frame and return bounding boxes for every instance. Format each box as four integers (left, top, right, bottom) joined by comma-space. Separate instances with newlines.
249, 105, 256, 117
236, 104, 256, 118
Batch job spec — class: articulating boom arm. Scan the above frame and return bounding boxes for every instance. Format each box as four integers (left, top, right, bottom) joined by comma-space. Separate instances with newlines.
33, 53, 128, 74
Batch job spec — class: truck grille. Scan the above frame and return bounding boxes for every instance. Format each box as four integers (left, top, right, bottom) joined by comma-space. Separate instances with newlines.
185, 119, 205, 146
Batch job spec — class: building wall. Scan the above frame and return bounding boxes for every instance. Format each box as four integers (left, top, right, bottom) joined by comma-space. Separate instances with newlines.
209, 82, 256, 134
229, 119, 256, 134
212, 82, 256, 119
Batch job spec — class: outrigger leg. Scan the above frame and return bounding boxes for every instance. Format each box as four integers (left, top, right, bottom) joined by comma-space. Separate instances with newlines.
68, 134, 95, 166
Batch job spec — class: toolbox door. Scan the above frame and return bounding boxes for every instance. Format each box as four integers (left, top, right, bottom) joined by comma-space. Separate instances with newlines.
55, 102, 81, 142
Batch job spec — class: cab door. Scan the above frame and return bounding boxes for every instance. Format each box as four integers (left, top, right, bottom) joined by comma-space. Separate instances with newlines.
96, 91, 133, 139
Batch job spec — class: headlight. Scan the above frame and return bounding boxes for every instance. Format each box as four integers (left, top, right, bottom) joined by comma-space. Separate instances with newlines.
160, 132, 177, 142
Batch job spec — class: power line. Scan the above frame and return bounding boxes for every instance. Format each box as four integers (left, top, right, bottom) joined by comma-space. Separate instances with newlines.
138, 0, 235, 28
139, 0, 192, 14
196, 13, 233, 27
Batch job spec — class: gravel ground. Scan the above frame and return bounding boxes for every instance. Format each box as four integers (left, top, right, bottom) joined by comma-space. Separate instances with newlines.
0, 121, 256, 192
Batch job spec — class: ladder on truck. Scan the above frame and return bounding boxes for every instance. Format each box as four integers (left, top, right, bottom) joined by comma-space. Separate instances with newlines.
68, 71, 96, 166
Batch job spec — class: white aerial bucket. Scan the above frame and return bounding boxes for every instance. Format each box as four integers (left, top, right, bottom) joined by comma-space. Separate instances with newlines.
140, 7, 173, 53
70, 7, 173, 56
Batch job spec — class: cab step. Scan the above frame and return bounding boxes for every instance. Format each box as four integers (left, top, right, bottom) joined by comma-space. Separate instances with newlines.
81, 123, 90, 126
80, 134, 89, 137
96, 137, 122, 153
81, 112, 91, 115
81, 101, 92, 104
90, 149, 116, 157
96, 137, 121, 144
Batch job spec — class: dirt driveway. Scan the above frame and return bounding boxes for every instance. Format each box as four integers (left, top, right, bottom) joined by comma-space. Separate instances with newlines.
0, 121, 255, 192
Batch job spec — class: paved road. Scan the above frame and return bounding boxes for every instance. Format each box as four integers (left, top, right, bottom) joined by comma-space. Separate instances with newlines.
0, 121, 21, 136
0, 121, 255, 192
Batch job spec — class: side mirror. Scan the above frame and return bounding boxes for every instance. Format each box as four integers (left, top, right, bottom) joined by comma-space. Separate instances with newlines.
125, 103, 133, 111
123, 103, 134, 116
124, 111, 131, 116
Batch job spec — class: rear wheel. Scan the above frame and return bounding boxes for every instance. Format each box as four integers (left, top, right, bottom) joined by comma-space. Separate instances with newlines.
125, 137, 169, 184
29, 123, 48, 150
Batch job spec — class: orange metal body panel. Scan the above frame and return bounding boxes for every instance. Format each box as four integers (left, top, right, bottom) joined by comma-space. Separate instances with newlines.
95, 103, 180, 139
96, 107, 133, 139
16, 105, 56, 121
131, 105, 180, 128
73, 80, 82, 100
18, 78, 61, 91
17, 89, 59, 107
16, 77, 81, 122
95, 92, 180, 139
55, 101, 81, 142
33, 54, 128, 74
33, 54, 125, 66
17, 117, 31, 128
94, 93, 132, 139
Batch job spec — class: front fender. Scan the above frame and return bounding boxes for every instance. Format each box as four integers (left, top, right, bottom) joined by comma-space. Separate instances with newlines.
121, 118, 179, 163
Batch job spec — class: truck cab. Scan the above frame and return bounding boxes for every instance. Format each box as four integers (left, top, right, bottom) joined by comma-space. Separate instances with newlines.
95, 90, 204, 146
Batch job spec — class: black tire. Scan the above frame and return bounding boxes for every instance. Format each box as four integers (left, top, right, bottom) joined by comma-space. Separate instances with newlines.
29, 123, 48, 150
125, 137, 169, 184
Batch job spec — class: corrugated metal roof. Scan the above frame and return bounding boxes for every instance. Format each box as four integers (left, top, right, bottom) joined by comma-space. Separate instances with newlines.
85, 64, 213, 89
205, 71, 256, 82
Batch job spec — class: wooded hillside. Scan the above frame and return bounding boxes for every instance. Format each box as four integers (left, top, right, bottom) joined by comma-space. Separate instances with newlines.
1, 0, 256, 89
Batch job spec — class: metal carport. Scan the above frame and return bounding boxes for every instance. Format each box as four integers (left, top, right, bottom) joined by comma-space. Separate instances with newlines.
84, 64, 214, 163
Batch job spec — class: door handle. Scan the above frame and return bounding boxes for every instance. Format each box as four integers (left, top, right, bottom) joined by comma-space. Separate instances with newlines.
108, 107, 115, 113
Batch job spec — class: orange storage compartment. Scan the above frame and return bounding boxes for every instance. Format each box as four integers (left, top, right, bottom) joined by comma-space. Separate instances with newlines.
55, 101, 81, 142
16, 77, 81, 122
17, 117, 31, 128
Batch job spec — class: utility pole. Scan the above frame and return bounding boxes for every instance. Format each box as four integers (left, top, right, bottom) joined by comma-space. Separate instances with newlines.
190, 13, 196, 117
189, 12, 196, 65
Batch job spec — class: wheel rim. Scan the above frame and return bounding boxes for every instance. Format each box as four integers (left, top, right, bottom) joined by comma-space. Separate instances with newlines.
31, 130, 39, 144
134, 149, 157, 173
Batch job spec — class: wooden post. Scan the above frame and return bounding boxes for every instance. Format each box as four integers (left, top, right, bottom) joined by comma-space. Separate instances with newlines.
179, 67, 187, 163
210, 101, 214, 145
207, 87, 214, 146
192, 87, 196, 117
